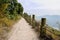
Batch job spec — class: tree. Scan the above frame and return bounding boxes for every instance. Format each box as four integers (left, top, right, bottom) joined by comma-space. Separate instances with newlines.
0, 0, 23, 19
0, 0, 9, 18
17, 3, 23, 15
5, 0, 23, 19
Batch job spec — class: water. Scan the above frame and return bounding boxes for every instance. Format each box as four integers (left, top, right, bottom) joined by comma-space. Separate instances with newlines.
35, 15, 60, 30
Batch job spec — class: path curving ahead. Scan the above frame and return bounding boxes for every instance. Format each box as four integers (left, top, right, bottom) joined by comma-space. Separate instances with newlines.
8, 18, 39, 40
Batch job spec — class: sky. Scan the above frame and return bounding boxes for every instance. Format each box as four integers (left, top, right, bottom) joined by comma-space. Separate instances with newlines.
18, 0, 60, 16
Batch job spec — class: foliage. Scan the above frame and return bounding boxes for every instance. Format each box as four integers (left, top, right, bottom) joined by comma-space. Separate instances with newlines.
23, 13, 31, 25
5, 0, 23, 19
0, 0, 23, 40
17, 3, 23, 15
0, 0, 23, 26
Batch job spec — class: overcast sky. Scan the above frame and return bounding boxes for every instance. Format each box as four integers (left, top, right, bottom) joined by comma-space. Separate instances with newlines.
18, 0, 60, 16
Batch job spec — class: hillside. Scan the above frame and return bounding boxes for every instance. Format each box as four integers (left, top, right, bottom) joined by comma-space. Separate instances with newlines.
0, 0, 23, 40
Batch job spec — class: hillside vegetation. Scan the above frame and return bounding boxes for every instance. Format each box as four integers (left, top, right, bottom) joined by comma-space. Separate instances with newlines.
0, 0, 23, 40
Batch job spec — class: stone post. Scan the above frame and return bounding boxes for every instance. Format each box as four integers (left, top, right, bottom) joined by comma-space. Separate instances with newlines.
32, 15, 35, 28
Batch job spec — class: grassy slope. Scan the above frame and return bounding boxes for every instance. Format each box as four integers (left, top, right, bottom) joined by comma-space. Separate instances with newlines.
46, 26, 60, 40
0, 14, 21, 40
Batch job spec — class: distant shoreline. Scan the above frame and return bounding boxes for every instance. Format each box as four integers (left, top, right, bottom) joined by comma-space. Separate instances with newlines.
35, 15, 60, 30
